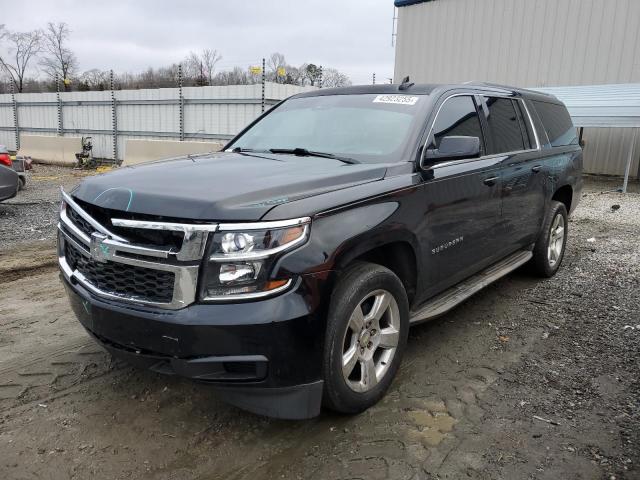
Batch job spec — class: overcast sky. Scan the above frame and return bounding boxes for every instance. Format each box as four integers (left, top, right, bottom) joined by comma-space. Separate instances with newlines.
4, 0, 397, 85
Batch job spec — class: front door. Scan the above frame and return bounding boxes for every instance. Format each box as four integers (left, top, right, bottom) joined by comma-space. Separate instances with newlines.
415, 94, 503, 303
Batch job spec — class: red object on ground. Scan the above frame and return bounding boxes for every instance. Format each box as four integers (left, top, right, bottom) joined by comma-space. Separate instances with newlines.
0, 152, 11, 167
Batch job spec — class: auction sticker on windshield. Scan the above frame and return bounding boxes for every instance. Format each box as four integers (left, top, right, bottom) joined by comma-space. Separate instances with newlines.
373, 95, 420, 105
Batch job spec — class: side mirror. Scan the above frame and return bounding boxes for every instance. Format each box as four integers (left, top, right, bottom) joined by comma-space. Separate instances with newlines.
425, 136, 481, 163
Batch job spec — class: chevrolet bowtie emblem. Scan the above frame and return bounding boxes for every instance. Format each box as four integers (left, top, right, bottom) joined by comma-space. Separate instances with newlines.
90, 232, 110, 263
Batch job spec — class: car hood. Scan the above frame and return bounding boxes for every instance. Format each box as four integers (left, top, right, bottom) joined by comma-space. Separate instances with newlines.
71, 152, 387, 220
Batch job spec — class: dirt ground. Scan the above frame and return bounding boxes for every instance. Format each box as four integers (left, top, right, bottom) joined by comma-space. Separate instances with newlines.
0, 165, 638, 480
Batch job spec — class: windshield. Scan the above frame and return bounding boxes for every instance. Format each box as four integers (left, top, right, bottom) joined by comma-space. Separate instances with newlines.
227, 93, 427, 163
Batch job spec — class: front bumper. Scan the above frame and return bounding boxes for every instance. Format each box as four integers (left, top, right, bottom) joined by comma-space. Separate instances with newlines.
62, 270, 331, 419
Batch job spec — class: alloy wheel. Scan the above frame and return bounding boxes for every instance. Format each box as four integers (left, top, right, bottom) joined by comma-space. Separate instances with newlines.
547, 213, 565, 267
341, 289, 400, 393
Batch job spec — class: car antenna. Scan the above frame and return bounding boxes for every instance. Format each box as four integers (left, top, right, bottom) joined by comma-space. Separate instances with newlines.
398, 76, 414, 91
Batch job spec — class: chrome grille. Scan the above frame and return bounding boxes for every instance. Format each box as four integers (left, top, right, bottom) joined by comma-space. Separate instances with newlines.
65, 242, 175, 304
75, 199, 185, 250
57, 188, 217, 310
66, 205, 94, 238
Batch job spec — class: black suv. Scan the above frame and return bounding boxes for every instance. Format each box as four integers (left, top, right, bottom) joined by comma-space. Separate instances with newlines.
58, 83, 582, 419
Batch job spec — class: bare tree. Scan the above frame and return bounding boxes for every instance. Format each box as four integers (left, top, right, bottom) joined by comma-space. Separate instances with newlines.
185, 51, 206, 85
303, 63, 323, 86
0, 28, 42, 92
185, 49, 221, 86
40, 22, 77, 89
201, 49, 221, 85
321, 68, 351, 88
79, 69, 109, 90
213, 66, 249, 86
283, 65, 304, 86
266, 52, 286, 83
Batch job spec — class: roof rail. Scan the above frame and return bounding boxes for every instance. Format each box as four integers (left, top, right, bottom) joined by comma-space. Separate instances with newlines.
462, 81, 516, 93
463, 81, 558, 98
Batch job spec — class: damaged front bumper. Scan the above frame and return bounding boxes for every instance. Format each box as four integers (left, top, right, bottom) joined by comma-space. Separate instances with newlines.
61, 271, 330, 419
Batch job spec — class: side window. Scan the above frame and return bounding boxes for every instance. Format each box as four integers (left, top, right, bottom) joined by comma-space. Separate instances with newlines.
429, 95, 484, 153
484, 96, 526, 154
531, 100, 578, 147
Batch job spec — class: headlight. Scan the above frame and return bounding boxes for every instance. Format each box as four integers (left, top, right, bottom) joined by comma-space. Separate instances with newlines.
200, 218, 310, 300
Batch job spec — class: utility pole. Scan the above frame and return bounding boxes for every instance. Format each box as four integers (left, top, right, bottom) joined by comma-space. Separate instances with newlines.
55, 74, 63, 136
261, 57, 266, 112
10, 80, 19, 151
110, 70, 118, 161
178, 64, 184, 141
391, 6, 398, 47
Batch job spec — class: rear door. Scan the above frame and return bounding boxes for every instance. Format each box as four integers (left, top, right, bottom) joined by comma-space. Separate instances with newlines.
479, 95, 546, 250
415, 93, 503, 301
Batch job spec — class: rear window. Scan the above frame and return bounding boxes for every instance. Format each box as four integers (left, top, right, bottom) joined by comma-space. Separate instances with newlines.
531, 100, 578, 147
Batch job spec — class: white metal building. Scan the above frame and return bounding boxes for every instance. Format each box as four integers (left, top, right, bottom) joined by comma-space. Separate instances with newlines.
393, 0, 640, 178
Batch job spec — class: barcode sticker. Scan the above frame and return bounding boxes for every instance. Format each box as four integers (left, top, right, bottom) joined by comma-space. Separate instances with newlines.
373, 95, 419, 105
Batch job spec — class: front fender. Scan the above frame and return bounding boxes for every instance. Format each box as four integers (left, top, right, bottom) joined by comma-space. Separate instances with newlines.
275, 200, 421, 279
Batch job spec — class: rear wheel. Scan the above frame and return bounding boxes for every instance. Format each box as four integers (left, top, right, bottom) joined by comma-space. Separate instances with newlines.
530, 200, 568, 277
322, 262, 409, 414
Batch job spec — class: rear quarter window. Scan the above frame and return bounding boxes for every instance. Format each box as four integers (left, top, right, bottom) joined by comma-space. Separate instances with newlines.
531, 100, 578, 147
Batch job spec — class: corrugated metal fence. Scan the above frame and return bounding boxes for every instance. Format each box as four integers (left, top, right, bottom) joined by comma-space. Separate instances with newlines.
0, 83, 315, 160
533, 84, 640, 179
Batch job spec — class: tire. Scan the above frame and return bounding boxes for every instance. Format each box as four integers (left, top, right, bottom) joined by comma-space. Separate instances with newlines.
322, 262, 409, 414
530, 200, 568, 277
18, 177, 25, 191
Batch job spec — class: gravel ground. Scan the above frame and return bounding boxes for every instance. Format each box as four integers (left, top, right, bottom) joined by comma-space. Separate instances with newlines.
0, 164, 96, 249
0, 168, 638, 479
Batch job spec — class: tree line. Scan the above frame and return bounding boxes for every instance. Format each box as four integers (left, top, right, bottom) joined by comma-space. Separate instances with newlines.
0, 22, 351, 94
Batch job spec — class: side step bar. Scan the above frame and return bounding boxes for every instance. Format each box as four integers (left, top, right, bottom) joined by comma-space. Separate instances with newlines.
409, 250, 533, 325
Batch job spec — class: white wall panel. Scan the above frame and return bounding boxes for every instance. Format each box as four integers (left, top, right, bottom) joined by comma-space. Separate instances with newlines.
0, 83, 314, 160
395, 0, 640, 87
394, 0, 640, 176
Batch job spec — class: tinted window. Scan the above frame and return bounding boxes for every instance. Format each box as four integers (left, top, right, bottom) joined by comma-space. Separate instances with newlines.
429, 96, 484, 152
532, 100, 578, 147
484, 97, 525, 154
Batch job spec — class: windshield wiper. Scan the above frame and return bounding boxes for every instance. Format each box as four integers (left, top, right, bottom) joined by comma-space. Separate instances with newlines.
231, 147, 266, 153
269, 147, 360, 164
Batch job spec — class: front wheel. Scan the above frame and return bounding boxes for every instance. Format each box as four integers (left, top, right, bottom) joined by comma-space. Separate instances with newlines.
530, 200, 568, 277
322, 262, 409, 414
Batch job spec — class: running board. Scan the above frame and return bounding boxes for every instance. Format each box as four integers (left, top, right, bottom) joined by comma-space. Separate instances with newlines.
409, 250, 533, 325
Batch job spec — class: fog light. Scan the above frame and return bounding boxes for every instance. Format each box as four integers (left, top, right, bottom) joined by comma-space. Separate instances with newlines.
219, 262, 261, 284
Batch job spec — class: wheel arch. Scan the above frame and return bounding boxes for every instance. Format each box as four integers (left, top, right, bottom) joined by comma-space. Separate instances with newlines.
334, 234, 420, 307
552, 184, 573, 213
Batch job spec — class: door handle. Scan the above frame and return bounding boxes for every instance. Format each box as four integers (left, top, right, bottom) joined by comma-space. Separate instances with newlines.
483, 176, 498, 186
531, 165, 542, 173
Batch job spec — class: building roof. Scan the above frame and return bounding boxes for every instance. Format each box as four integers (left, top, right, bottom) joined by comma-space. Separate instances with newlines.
531, 83, 640, 128
394, 0, 433, 6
